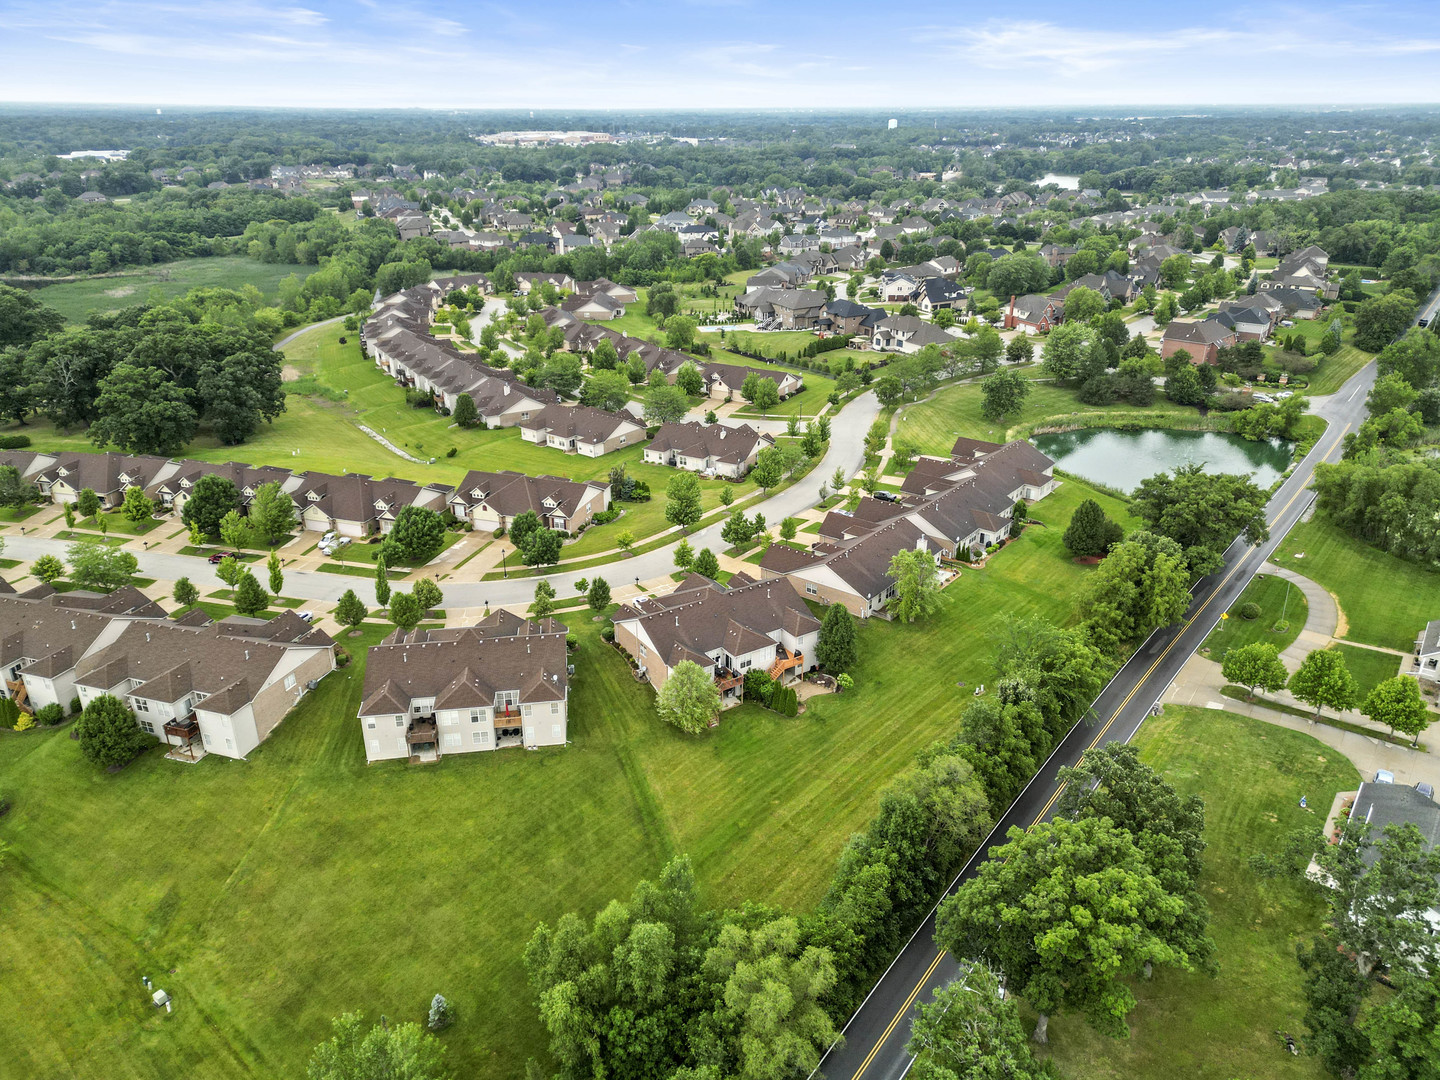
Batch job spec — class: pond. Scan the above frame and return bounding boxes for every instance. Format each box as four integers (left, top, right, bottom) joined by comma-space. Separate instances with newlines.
1039, 173, 1081, 190
1030, 428, 1293, 494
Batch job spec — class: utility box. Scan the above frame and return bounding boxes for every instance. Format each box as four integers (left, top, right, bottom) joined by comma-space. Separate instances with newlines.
152, 990, 170, 1009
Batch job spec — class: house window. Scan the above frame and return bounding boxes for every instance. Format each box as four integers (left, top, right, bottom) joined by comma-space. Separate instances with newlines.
551, 723, 563, 739
284, 673, 296, 691
366, 720, 375, 729
395, 716, 404, 727
202, 733, 211, 747
473, 730, 488, 746
524, 726, 535, 742
133, 698, 150, 713
740, 659, 751, 670
443, 734, 461, 749
805, 583, 818, 596
138, 720, 155, 735
369, 738, 379, 755
550, 702, 559, 714
225, 738, 234, 750
522, 704, 532, 716
470, 709, 482, 724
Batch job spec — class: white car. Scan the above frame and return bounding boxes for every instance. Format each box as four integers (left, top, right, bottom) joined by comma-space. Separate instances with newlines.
1253, 393, 1276, 403
1374, 770, 1395, 784
297, 612, 315, 623
320, 532, 338, 547
1275, 391, 1294, 400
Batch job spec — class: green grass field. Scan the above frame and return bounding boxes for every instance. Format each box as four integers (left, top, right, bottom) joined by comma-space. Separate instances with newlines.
29, 256, 320, 324
1202, 573, 1309, 658
1330, 643, 1402, 702
0, 476, 1131, 1080
1040, 707, 1358, 1080
894, 371, 1192, 453
1303, 345, 1373, 396
1271, 518, 1439, 651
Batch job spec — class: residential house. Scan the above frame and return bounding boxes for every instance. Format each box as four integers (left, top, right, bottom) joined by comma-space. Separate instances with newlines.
75, 614, 336, 761
513, 271, 576, 294
701, 363, 803, 402
290, 472, 453, 537
1004, 294, 1064, 334
823, 298, 884, 337
612, 575, 820, 708
768, 289, 828, 329
1160, 319, 1238, 365
357, 611, 569, 763
917, 278, 968, 313
33, 452, 172, 508
1316, 782, 1440, 932
643, 422, 774, 479
1213, 300, 1277, 342
518, 404, 645, 457
447, 470, 609, 533
871, 315, 955, 353
560, 292, 626, 320
1413, 620, 1440, 685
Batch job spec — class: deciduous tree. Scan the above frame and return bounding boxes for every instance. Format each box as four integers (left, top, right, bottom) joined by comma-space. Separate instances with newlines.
381, 506, 446, 567
664, 471, 704, 531
66, 537, 137, 591
248, 481, 297, 544
31, 553, 64, 584
335, 588, 366, 629
907, 965, 1057, 1080
887, 547, 940, 623
388, 591, 422, 632
980, 368, 1031, 421
1221, 642, 1290, 697
306, 1012, 448, 1080
75, 693, 150, 768
120, 485, 153, 523
816, 603, 857, 673
656, 659, 721, 733
1288, 648, 1359, 721
1362, 677, 1432, 746
181, 473, 240, 539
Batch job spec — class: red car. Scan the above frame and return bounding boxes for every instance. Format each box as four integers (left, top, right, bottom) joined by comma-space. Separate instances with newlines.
207, 551, 240, 564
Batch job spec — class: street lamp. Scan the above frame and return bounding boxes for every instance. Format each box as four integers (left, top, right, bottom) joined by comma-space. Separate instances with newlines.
501, 545, 507, 578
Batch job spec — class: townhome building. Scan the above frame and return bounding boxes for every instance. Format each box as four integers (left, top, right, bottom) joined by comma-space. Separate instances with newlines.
32, 452, 172, 508
613, 574, 821, 708
74, 613, 336, 761
358, 611, 569, 763
701, 362, 803, 402
643, 422, 774, 479
290, 471, 453, 537
448, 470, 609, 533
519, 404, 645, 457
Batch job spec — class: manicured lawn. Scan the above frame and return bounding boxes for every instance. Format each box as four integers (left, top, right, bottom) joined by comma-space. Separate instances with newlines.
80, 511, 164, 536
0, 476, 1132, 1080
1304, 344, 1373, 396
1038, 707, 1358, 1080
895, 370, 1191, 453
1330, 644, 1402, 702
30, 256, 320, 324
0, 504, 41, 523
1201, 573, 1308, 658
1271, 518, 1439, 651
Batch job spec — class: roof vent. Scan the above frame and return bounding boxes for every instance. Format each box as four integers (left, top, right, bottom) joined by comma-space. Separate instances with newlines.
244, 649, 249, 660
72, 620, 78, 631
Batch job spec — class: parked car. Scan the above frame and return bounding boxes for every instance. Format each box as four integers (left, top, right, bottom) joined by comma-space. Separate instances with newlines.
1374, 770, 1395, 784
320, 532, 338, 546
872, 490, 898, 503
208, 551, 241, 564
1275, 391, 1294, 400
1416, 781, 1435, 800
297, 612, 315, 624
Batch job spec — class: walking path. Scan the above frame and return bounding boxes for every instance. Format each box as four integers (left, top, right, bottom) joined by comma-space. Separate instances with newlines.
1261, 561, 1341, 669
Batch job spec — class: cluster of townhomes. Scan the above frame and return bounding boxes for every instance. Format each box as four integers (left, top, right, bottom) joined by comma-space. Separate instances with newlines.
0, 582, 335, 761
612, 572, 820, 709
757, 439, 1057, 617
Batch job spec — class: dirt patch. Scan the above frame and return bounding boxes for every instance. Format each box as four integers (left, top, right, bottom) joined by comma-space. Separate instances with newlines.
1330, 590, 1349, 638
1072, 555, 1103, 565
103, 285, 136, 298
281, 364, 305, 382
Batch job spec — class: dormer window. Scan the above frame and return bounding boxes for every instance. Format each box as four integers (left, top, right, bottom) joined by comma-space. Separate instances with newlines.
307, 491, 320, 501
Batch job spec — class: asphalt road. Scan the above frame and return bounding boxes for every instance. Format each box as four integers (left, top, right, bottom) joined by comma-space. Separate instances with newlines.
814, 353, 1386, 1080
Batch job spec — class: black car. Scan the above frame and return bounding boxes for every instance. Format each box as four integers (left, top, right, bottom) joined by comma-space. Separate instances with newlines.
872, 490, 898, 503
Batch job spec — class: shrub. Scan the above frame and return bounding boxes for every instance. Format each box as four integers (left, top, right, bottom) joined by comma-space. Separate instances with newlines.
34, 703, 65, 725
14, 712, 35, 732
427, 994, 455, 1032
0, 697, 18, 729
601, 625, 615, 642
1239, 601, 1262, 620
0, 434, 31, 450
446, 446, 458, 458
69, 697, 81, 717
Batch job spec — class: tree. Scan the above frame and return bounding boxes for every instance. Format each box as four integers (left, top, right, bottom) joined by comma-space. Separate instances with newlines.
75, 693, 150, 768
980, 369, 1031, 422
1132, 465, 1269, 575
1354, 292, 1419, 352
452, 392, 478, 428
335, 589, 367, 629
509, 509, 541, 554
656, 659, 721, 733
388, 591, 422, 632
692, 548, 721, 580
779, 516, 798, 542
197, 349, 285, 445
412, 577, 442, 615
1164, 362, 1207, 405
215, 554, 243, 588
586, 576, 611, 612
1297, 931, 1375, 1077
1288, 648, 1360, 721
591, 338, 619, 370
233, 570, 269, 617
701, 917, 839, 1080
1376, 328, 1440, 391
1063, 286, 1105, 325
1368, 373, 1421, 417
666, 316, 699, 352
1359, 966, 1440, 1080
120, 485, 153, 524
1362, 677, 1432, 745
937, 816, 1188, 1044
75, 487, 101, 520
524, 528, 563, 566
266, 550, 283, 596
1062, 498, 1123, 557
582, 369, 632, 413
1041, 322, 1092, 385
887, 547, 940, 623
1221, 642, 1290, 697
89, 363, 197, 455
1078, 532, 1191, 654
374, 556, 391, 608
722, 508, 755, 548
306, 1012, 448, 1080
665, 471, 704, 532
816, 603, 858, 673
673, 538, 694, 570
66, 537, 137, 591
382, 506, 446, 567
181, 474, 240, 538
750, 446, 784, 490
753, 379, 782, 415
644, 383, 689, 425
31, 553, 64, 584
248, 481, 297, 545
907, 965, 1058, 1080
219, 509, 256, 550
616, 529, 635, 552
1006, 335, 1035, 366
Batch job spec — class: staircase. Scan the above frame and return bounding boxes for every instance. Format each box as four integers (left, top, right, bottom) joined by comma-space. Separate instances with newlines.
767, 648, 803, 681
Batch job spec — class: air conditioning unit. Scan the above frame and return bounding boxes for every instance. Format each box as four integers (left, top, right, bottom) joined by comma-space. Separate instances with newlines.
566, 664, 575, 676
306, 679, 319, 691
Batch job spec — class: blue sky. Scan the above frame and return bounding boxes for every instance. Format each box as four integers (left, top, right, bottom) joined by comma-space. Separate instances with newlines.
1, 0, 1439, 109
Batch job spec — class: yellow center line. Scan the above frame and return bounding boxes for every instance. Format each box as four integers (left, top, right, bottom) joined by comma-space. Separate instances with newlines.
847, 420, 1354, 1080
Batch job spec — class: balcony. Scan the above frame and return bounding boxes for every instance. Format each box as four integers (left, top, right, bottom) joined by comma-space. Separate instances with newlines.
406, 720, 438, 746
715, 669, 744, 694
767, 648, 804, 682
162, 715, 199, 741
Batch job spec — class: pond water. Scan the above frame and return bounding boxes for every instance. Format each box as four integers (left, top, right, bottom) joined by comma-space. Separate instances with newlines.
1030, 428, 1293, 494
1039, 173, 1081, 190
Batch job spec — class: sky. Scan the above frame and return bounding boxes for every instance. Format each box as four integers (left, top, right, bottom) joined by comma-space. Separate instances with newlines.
1, 0, 1439, 111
